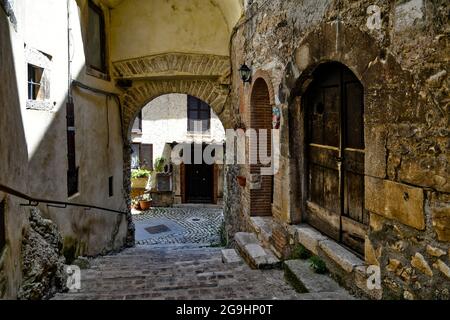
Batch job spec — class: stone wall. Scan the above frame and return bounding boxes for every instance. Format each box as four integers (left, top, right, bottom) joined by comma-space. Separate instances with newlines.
230, 0, 449, 299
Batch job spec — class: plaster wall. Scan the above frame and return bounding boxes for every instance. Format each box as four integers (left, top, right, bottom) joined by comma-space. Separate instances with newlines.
110, 0, 233, 61
0, 0, 128, 298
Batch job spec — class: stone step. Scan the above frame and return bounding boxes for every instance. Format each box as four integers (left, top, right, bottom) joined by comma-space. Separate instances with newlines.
221, 249, 244, 265
296, 291, 357, 300
235, 232, 281, 270
284, 259, 354, 299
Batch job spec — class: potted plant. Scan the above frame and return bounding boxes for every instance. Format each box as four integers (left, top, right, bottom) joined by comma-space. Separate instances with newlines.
154, 156, 166, 173
138, 193, 152, 211
131, 167, 152, 189
131, 198, 141, 211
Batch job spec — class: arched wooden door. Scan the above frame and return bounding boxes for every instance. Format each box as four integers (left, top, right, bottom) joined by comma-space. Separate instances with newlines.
304, 62, 368, 255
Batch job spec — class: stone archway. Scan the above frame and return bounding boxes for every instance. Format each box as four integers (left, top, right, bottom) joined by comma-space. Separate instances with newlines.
283, 21, 417, 226
114, 53, 235, 244
281, 21, 431, 278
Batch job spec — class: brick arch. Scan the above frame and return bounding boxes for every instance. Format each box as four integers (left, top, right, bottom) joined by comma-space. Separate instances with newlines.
122, 79, 231, 136
116, 53, 235, 245
251, 70, 276, 106
249, 75, 274, 217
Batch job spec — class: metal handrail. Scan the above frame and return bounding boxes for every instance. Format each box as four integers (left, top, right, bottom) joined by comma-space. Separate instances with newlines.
0, 183, 127, 215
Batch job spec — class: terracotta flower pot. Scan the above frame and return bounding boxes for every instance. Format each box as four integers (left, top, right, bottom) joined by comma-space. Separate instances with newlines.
237, 175, 246, 187
139, 200, 152, 210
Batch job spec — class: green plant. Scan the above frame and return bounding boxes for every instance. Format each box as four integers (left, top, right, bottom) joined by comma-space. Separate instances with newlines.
210, 221, 228, 248
290, 244, 312, 260
138, 193, 151, 201
154, 157, 166, 173
309, 256, 328, 274
131, 168, 152, 179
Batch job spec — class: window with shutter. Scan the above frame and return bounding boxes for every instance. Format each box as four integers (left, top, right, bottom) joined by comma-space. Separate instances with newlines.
87, 1, 106, 73
187, 95, 211, 133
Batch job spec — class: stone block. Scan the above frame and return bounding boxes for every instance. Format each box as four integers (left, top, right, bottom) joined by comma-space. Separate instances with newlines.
221, 249, 243, 265
364, 236, 380, 266
433, 260, 450, 279
431, 206, 450, 242
235, 232, 259, 246
294, 224, 327, 255
369, 213, 386, 232
319, 240, 364, 273
394, 0, 424, 32
410, 253, 433, 277
365, 125, 387, 178
284, 260, 342, 293
366, 179, 425, 230
365, 176, 385, 215
384, 181, 425, 230
294, 45, 311, 71
234, 232, 280, 269
426, 245, 446, 257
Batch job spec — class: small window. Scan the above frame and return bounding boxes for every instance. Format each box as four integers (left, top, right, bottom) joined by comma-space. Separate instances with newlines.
0, 200, 6, 253
67, 168, 79, 197
132, 111, 142, 133
87, 1, 106, 73
108, 176, 114, 197
28, 64, 44, 100
187, 95, 211, 133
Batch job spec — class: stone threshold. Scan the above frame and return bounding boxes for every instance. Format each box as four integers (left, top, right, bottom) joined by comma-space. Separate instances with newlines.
284, 259, 355, 299
287, 224, 382, 299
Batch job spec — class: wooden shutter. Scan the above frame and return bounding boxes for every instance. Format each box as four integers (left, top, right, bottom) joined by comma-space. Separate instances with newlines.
188, 95, 211, 132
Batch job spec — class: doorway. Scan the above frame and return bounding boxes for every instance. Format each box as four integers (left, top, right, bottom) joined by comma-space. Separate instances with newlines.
303, 62, 368, 255
184, 144, 214, 204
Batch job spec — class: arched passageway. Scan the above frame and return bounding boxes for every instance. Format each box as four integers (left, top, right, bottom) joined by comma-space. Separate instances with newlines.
128, 93, 226, 246
302, 62, 367, 255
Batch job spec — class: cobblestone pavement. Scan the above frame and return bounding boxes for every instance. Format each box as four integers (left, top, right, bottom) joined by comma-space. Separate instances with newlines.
133, 206, 223, 245
53, 244, 305, 300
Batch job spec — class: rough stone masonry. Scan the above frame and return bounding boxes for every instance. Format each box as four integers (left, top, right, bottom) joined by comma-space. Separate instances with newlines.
225, 0, 449, 299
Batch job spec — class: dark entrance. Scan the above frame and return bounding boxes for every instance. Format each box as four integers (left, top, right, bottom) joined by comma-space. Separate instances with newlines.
185, 144, 214, 204
304, 62, 368, 255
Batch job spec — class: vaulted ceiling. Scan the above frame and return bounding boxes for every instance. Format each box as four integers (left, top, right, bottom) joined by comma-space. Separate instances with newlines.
103, 0, 243, 61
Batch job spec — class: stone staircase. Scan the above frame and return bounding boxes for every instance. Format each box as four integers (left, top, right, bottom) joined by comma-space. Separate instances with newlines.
52, 243, 301, 300
235, 232, 281, 269
52, 241, 356, 300
233, 231, 355, 299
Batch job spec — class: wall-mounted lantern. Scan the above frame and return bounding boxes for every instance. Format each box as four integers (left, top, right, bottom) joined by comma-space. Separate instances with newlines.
239, 64, 252, 83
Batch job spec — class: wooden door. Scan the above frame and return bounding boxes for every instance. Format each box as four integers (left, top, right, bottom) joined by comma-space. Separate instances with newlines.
185, 144, 213, 203
304, 63, 368, 255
